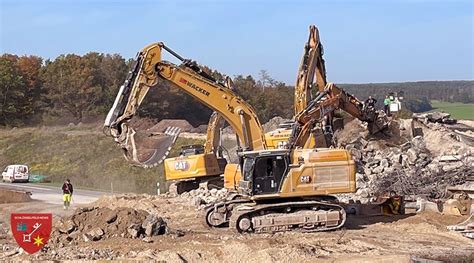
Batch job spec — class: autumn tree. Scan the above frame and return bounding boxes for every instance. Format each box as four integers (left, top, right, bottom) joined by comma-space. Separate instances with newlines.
0, 54, 44, 125
42, 54, 102, 122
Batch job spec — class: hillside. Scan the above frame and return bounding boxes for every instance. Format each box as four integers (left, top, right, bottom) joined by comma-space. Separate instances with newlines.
340, 80, 474, 103
0, 124, 202, 194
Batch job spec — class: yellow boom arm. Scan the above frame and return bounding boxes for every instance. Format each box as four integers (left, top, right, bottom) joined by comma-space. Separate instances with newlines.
104, 43, 267, 167
294, 25, 327, 114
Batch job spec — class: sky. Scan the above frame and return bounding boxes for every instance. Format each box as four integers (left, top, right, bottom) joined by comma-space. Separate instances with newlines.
1, 0, 473, 84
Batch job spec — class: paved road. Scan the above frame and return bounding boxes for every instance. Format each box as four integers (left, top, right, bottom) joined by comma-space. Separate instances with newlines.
0, 182, 108, 205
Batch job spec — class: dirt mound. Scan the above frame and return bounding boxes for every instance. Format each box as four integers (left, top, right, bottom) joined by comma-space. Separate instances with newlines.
262, 116, 292, 132
91, 194, 165, 214
49, 206, 167, 247
128, 117, 157, 130
148, 119, 194, 133
222, 116, 292, 134
335, 119, 368, 146
335, 118, 410, 147
0, 189, 31, 203
190, 124, 208, 133
421, 123, 470, 156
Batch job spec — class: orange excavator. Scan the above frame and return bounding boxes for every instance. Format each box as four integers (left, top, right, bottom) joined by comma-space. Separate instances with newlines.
104, 36, 389, 233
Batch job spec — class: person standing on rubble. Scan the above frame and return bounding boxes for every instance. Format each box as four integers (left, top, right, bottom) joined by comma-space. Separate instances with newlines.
365, 96, 377, 110
383, 95, 391, 115
62, 179, 74, 210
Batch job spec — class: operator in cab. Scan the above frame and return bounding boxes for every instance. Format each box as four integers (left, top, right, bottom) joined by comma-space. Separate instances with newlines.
365, 96, 377, 109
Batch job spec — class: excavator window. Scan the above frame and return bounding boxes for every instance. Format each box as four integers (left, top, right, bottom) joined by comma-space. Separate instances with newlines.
252, 155, 287, 194
180, 145, 205, 156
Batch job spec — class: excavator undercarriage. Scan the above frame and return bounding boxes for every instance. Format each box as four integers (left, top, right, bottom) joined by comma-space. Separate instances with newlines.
206, 198, 346, 233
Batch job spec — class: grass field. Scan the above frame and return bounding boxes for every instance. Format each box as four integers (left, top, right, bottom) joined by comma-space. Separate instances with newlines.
0, 124, 203, 194
429, 100, 474, 120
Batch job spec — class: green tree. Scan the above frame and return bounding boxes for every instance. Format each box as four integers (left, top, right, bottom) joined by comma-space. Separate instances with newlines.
0, 56, 27, 125
99, 54, 128, 112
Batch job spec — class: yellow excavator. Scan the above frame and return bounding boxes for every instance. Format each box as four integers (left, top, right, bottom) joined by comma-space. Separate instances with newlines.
113, 25, 330, 193
104, 39, 388, 233
165, 25, 330, 192
265, 24, 330, 149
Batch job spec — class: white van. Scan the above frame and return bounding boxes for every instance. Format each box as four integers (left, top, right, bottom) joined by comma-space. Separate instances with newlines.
2, 165, 29, 183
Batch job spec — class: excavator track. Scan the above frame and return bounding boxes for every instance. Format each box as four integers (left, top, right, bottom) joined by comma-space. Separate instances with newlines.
228, 201, 346, 233
204, 197, 249, 227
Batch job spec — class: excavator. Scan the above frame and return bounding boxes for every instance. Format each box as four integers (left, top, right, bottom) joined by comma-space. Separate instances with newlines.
104, 38, 389, 233
117, 25, 330, 193
166, 25, 331, 191
265, 24, 331, 149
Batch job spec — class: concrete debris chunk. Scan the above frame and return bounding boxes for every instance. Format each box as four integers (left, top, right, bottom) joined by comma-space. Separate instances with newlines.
142, 214, 167, 236
58, 219, 76, 234
84, 227, 104, 241
127, 224, 141, 239
406, 148, 418, 164
439, 155, 462, 162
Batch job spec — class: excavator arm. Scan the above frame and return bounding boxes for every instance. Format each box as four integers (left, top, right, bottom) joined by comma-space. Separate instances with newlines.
202, 77, 235, 156
203, 111, 225, 157
104, 43, 267, 167
294, 25, 327, 114
289, 83, 389, 148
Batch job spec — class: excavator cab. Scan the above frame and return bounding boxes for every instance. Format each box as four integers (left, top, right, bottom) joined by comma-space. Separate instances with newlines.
179, 145, 205, 156
240, 152, 288, 195
236, 148, 356, 199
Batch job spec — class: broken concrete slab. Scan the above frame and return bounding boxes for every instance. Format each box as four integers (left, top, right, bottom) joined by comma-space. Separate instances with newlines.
142, 215, 167, 237
406, 148, 418, 164
84, 227, 104, 241
57, 219, 76, 234
127, 224, 141, 239
439, 155, 462, 162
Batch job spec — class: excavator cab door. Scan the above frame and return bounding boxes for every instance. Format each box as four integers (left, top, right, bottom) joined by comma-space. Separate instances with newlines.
251, 154, 288, 195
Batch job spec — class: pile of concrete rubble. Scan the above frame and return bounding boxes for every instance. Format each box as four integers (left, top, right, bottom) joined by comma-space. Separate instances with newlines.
415, 111, 456, 124
49, 206, 168, 247
341, 135, 472, 203
178, 187, 229, 209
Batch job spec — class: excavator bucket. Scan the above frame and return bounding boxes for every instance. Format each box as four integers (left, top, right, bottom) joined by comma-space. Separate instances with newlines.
368, 111, 390, 135
116, 123, 181, 168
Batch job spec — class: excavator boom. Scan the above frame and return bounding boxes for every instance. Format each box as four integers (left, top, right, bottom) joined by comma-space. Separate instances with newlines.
104, 43, 266, 167
294, 25, 327, 114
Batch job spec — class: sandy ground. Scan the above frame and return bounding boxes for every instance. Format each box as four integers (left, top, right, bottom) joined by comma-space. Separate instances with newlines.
1, 194, 472, 262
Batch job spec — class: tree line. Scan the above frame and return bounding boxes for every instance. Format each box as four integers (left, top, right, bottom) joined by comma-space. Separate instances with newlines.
0, 53, 472, 126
